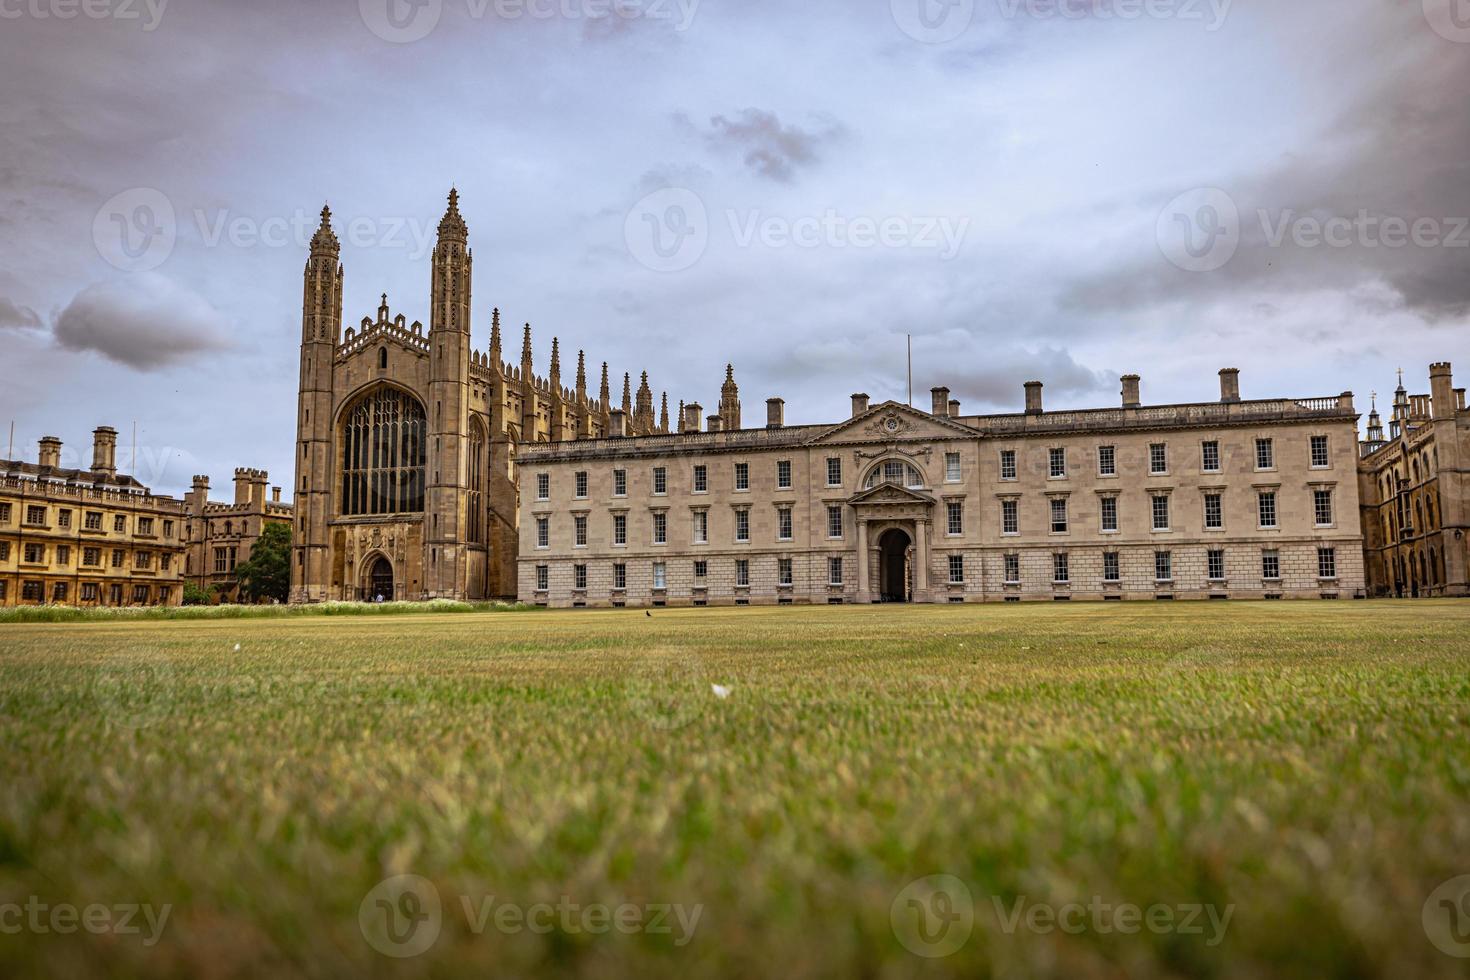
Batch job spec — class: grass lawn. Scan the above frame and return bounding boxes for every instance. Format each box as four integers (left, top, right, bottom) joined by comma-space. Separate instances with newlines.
1, 600, 1468, 978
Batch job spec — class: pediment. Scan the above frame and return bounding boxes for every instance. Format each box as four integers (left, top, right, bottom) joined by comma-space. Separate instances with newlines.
847, 482, 935, 507
806, 401, 975, 446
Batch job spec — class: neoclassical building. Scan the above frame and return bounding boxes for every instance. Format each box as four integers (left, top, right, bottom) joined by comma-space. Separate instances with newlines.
1356, 363, 1469, 597
290, 191, 671, 602
518, 370, 1372, 605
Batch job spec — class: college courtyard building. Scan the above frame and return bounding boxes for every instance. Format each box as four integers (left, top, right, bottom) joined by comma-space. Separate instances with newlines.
278, 192, 1466, 607
518, 370, 1380, 606
0, 427, 289, 609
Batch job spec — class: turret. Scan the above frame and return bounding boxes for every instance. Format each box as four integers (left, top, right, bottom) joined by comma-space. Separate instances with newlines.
634, 371, 655, 433
426, 187, 473, 598
292, 204, 343, 603
719, 363, 741, 430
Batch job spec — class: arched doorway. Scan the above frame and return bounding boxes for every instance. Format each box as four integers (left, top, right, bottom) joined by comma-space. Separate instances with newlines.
878, 528, 911, 602
368, 556, 394, 601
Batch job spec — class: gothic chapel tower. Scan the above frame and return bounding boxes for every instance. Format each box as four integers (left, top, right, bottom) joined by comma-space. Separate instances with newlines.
425, 189, 475, 597
290, 206, 342, 604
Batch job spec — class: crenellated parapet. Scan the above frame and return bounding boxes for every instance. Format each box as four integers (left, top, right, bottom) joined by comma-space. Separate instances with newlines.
338, 294, 428, 360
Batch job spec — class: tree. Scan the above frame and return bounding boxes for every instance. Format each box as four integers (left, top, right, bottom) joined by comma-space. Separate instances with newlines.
234, 521, 292, 603
182, 581, 212, 606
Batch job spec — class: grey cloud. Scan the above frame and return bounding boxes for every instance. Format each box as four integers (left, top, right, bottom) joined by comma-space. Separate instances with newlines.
1062, 4, 1470, 321
677, 109, 845, 182
54, 274, 232, 370
0, 296, 43, 331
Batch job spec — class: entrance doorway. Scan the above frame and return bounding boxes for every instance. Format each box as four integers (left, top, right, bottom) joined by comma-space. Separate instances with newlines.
878, 528, 911, 602
368, 557, 394, 601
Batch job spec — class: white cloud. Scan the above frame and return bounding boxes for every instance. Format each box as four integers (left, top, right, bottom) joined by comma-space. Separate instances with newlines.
54, 274, 232, 370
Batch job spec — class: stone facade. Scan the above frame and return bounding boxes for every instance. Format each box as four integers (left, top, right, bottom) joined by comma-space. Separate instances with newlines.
290, 191, 669, 603
1356, 363, 1470, 597
517, 370, 1370, 606
181, 469, 294, 601
0, 427, 187, 607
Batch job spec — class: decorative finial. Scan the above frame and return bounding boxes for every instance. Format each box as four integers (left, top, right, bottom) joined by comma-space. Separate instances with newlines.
310, 202, 339, 253
521, 323, 533, 365
438, 187, 467, 240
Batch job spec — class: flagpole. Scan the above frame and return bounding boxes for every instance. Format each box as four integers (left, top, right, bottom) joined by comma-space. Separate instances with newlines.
907, 334, 913, 407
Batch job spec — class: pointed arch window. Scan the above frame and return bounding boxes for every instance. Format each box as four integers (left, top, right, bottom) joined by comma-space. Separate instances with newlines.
340, 386, 427, 516
468, 419, 486, 544
378, 347, 388, 370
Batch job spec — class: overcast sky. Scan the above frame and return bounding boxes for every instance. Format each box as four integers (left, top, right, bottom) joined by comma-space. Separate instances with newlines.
1, 0, 1467, 497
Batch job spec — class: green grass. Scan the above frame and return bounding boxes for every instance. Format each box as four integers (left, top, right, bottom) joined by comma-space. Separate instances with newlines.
0, 598, 535, 624
1, 600, 1468, 978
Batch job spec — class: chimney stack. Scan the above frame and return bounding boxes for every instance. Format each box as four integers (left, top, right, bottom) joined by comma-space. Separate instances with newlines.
1024, 381, 1043, 415
1219, 367, 1241, 403
682, 402, 703, 433
930, 386, 950, 417
91, 426, 118, 476
948, 399, 961, 418
766, 397, 785, 428
851, 393, 869, 417
707, 415, 723, 433
609, 409, 628, 438
37, 436, 61, 469
1430, 362, 1455, 421
1121, 374, 1141, 408
272, 486, 282, 503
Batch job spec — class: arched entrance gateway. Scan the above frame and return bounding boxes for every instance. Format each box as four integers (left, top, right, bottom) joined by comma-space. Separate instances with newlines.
848, 465, 937, 604
877, 528, 912, 602
367, 556, 394, 601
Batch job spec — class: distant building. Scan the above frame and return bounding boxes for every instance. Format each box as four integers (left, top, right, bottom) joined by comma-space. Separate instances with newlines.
0, 427, 186, 607
0, 429, 289, 609
182, 469, 294, 602
518, 368, 1370, 606
1357, 363, 1469, 597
